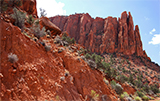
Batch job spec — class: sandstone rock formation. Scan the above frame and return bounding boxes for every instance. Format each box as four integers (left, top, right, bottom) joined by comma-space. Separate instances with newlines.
20, 0, 38, 17
39, 17, 61, 35
50, 12, 150, 60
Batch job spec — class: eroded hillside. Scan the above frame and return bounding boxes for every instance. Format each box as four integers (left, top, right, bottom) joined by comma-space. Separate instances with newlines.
0, 0, 160, 101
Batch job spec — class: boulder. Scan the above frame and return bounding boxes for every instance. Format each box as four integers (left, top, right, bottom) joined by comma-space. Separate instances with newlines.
39, 17, 61, 35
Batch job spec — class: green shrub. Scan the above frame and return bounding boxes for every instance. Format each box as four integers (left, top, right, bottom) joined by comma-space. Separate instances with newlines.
120, 94, 125, 100
150, 83, 159, 94
136, 91, 144, 97
90, 90, 99, 101
27, 14, 34, 25
134, 80, 143, 88
103, 78, 109, 85
123, 92, 129, 97
117, 75, 128, 83
137, 74, 143, 81
103, 62, 112, 78
115, 83, 123, 95
110, 80, 116, 89
120, 92, 129, 100
85, 53, 91, 59
71, 38, 75, 44
31, 24, 46, 39
61, 33, 76, 45
122, 67, 126, 73
34, 19, 40, 25
111, 68, 117, 78
142, 83, 149, 93
8, 53, 19, 63
135, 96, 141, 101
128, 74, 134, 84
87, 60, 97, 69
11, 7, 26, 30
102, 61, 110, 69
142, 95, 149, 101
104, 68, 112, 78
90, 53, 104, 69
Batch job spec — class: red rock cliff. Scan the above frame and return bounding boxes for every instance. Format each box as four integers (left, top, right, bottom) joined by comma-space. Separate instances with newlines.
50, 12, 149, 59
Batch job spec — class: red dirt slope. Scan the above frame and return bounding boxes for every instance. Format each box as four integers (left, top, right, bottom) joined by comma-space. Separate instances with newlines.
0, 18, 118, 100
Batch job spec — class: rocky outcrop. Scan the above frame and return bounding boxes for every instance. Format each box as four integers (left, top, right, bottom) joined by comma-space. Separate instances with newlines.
39, 17, 61, 35
20, 0, 38, 17
50, 11, 150, 59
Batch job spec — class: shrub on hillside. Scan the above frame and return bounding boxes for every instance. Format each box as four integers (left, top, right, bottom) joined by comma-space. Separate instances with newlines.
104, 66, 112, 78
8, 53, 19, 63
27, 14, 34, 25
142, 83, 150, 93
136, 91, 144, 97
102, 61, 110, 70
128, 74, 134, 84
134, 80, 143, 88
116, 75, 128, 83
110, 81, 123, 94
120, 92, 129, 100
30, 24, 46, 39
120, 94, 125, 100
150, 83, 159, 94
90, 90, 99, 101
115, 83, 123, 95
87, 60, 97, 69
134, 96, 142, 101
62, 32, 76, 45
110, 80, 116, 89
142, 95, 149, 101
85, 53, 91, 59
110, 68, 117, 78
93, 54, 103, 69
11, 7, 26, 30
103, 78, 109, 85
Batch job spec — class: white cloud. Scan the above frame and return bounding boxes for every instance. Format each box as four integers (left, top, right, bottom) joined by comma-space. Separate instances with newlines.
37, 0, 66, 17
149, 28, 156, 34
149, 34, 160, 45
144, 16, 149, 20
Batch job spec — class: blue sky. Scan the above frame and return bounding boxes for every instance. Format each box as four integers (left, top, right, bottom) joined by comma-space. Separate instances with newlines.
37, 0, 160, 65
